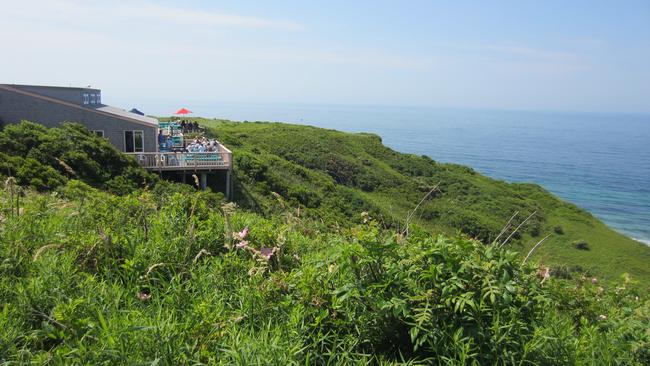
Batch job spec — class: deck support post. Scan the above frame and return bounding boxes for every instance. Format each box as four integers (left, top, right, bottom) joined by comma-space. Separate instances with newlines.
226, 169, 232, 199
200, 173, 207, 190
127, 150, 233, 195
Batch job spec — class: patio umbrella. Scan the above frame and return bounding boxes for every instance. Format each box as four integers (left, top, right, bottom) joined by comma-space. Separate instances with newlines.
175, 108, 192, 115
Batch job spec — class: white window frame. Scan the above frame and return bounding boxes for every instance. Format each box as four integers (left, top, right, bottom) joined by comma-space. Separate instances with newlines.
96, 93, 101, 104
133, 130, 144, 152
124, 130, 144, 153
90, 94, 96, 105
92, 130, 104, 138
83, 93, 89, 105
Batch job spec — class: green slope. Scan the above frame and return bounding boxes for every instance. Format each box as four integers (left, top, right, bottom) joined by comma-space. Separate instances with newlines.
1, 186, 647, 363
192, 118, 650, 283
1, 120, 648, 363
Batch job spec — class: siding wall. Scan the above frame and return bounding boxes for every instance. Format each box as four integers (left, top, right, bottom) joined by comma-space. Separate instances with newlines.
0, 88, 157, 152
9, 85, 99, 105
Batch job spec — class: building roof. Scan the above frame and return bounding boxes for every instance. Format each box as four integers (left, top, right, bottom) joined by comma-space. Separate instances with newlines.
0, 84, 158, 127
4, 83, 100, 93
95, 105, 158, 125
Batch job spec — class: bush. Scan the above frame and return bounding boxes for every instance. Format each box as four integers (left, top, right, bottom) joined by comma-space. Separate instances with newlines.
287, 185, 322, 208
449, 211, 499, 243
324, 231, 549, 361
530, 223, 541, 237
324, 153, 357, 185
0, 121, 157, 194
236, 151, 267, 180
17, 157, 66, 191
573, 240, 590, 250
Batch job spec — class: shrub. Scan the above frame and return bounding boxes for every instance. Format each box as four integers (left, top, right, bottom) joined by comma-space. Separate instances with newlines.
449, 211, 499, 243
0, 121, 157, 194
324, 154, 357, 185
17, 157, 66, 191
287, 185, 322, 208
529, 223, 541, 237
573, 240, 590, 251
0, 120, 48, 156
354, 171, 381, 191
236, 151, 267, 180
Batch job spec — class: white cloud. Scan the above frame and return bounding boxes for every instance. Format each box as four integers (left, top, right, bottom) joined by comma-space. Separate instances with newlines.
459, 43, 580, 63
2, 0, 303, 31
4, 0, 643, 112
236, 48, 433, 70
112, 2, 303, 31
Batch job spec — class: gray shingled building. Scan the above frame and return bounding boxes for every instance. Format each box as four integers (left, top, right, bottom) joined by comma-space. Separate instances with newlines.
0, 83, 233, 197
0, 84, 158, 152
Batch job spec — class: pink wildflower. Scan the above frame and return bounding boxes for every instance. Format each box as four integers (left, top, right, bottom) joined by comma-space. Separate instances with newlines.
259, 247, 276, 260
235, 240, 249, 249
591, 277, 598, 284
137, 291, 151, 301
234, 227, 249, 241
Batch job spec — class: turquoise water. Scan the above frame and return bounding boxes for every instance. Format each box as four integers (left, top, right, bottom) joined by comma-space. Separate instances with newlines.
144, 101, 650, 244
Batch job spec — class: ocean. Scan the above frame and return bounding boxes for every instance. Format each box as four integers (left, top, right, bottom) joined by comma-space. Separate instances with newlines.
144, 101, 650, 245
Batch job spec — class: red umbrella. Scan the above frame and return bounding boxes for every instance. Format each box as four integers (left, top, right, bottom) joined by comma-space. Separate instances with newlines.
175, 108, 192, 115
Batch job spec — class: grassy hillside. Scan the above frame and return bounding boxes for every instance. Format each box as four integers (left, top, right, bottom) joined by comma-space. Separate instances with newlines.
187, 118, 650, 284
1, 185, 648, 364
1, 120, 648, 363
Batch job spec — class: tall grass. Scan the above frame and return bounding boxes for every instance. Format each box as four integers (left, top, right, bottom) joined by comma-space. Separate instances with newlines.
0, 182, 648, 364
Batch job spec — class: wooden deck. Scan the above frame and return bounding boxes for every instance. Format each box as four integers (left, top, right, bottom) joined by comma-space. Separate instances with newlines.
129, 150, 232, 171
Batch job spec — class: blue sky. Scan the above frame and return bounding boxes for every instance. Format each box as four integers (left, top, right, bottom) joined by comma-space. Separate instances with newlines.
1, 0, 649, 113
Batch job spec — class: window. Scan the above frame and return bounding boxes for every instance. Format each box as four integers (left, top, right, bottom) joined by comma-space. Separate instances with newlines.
92, 130, 104, 138
83, 93, 89, 105
90, 94, 96, 105
134, 130, 144, 152
96, 93, 101, 104
124, 130, 144, 153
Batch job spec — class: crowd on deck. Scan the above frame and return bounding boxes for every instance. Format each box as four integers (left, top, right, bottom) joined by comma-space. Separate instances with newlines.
157, 119, 219, 152
186, 136, 221, 152
178, 120, 201, 133
158, 129, 175, 150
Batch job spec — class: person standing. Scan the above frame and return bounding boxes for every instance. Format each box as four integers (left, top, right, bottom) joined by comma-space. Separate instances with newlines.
158, 129, 165, 148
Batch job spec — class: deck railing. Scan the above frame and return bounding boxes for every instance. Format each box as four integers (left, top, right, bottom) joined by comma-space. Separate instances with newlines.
129, 151, 232, 170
